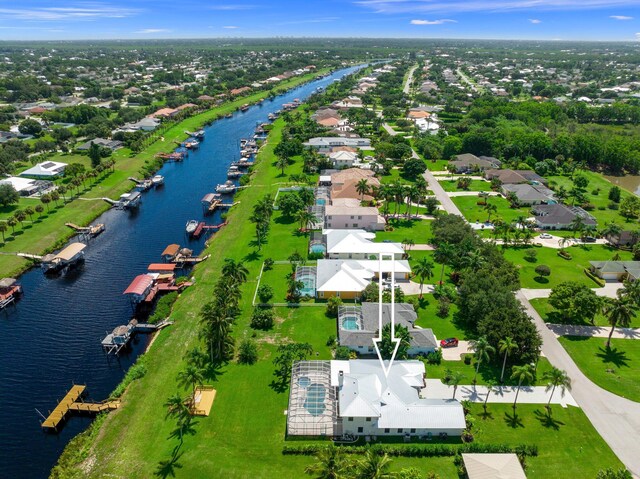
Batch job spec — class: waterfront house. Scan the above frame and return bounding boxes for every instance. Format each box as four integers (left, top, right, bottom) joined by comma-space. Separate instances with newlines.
304, 137, 371, 153
77, 138, 123, 151
531, 204, 597, 230
0, 177, 50, 196
330, 168, 380, 202
485, 169, 547, 185
325, 229, 403, 260
19, 161, 67, 178
324, 205, 386, 231
337, 303, 438, 356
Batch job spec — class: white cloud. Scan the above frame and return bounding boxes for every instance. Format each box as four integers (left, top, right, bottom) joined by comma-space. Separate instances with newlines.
277, 17, 339, 25
411, 19, 457, 25
136, 28, 169, 34
529, 18, 542, 23
223, 25, 239, 29
356, 0, 640, 14
0, 5, 139, 21
610, 15, 633, 20
636, 32, 640, 40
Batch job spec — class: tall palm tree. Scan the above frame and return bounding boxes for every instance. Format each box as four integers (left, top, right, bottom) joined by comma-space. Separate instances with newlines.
355, 449, 393, 479
483, 380, 497, 413
602, 296, 637, 349
510, 364, 535, 411
462, 249, 485, 270
222, 258, 249, 284
484, 202, 497, 222
543, 367, 571, 411
296, 209, 316, 231
448, 371, 466, 400
498, 337, 519, 383
164, 393, 191, 442
355, 178, 369, 201
413, 257, 434, 298
199, 301, 235, 362
304, 444, 347, 479
276, 155, 288, 176
434, 242, 453, 285
24, 206, 34, 223
177, 364, 204, 402
469, 336, 495, 383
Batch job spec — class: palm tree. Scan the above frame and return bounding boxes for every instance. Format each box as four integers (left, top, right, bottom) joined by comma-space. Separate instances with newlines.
600, 221, 622, 244
40, 193, 51, 212
199, 301, 235, 362
620, 279, 640, 307
462, 248, 485, 270
406, 185, 420, 216
483, 380, 497, 413
164, 393, 191, 443
276, 155, 288, 176
498, 337, 519, 383
434, 242, 453, 285
469, 336, 495, 383
355, 178, 369, 201
222, 258, 249, 284
484, 202, 497, 222
543, 367, 571, 412
304, 444, 347, 479
34, 204, 44, 218
14, 210, 26, 228
24, 206, 34, 223
0, 222, 6, 242
296, 209, 316, 231
355, 449, 393, 479
570, 215, 585, 239
6, 216, 17, 234
176, 364, 204, 402
448, 371, 466, 400
510, 364, 535, 411
602, 296, 637, 349
413, 257, 434, 298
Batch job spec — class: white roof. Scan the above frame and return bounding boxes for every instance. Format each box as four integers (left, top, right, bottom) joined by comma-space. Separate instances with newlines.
462, 454, 527, 479
325, 205, 380, 216
325, 229, 403, 256
319, 175, 332, 183
0, 177, 38, 192
316, 259, 410, 292
20, 161, 67, 177
331, 360, 466, 429
329, 150, 358, 160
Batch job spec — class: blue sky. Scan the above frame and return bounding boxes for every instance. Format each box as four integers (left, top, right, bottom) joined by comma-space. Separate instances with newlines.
0, 1, 639, 41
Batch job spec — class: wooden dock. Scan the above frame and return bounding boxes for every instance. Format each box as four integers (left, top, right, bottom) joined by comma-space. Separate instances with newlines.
41, 385, 120, 431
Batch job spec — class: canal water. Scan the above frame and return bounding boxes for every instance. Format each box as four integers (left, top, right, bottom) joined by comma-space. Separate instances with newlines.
604, 174, 640, 197
0, 65, 362, 479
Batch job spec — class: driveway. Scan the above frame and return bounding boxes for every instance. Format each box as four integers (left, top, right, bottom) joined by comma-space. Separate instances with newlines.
398, 281, 433, 296
520, 283, 623, 301
422, 169, 464, 217
441, 340, 471, 360
421, 379, 578, 407
547, 324, 640, 340
518, 291, 640, 477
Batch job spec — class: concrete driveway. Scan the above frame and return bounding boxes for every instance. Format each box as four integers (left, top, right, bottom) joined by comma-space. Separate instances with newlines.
422, 170, 464, 217
547, 323, 640, 340
441, 340, 471, 360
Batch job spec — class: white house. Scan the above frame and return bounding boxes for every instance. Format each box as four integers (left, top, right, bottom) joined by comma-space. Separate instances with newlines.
325, 205, 386, 231
325, 229, 404, 260
329, 150, 358, 169
19, 161, 67, 178
0, 177, 49, 196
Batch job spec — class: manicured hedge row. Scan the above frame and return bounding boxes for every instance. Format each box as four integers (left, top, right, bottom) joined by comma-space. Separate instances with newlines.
584, 268, 606, 287
282, 443, 538, 458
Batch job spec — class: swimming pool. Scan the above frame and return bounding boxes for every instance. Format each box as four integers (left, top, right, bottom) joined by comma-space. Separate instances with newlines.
310, 243, 326, 254
316, 198, 326, 206
304, 383, 326, 416
341, 316, 361, 331
296, 267, 317, 296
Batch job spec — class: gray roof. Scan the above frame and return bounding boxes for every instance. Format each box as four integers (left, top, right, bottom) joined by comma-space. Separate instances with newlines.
590, 261, 640, 278
77, 138, 123, 150
502, 183, 554, 202
451, 153, 501, 170
338, 303, 437, 350
532, 204, 597, 227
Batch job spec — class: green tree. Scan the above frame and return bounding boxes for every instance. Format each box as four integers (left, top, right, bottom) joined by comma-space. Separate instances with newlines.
413, 257, 434, 298
596, 468, 632, 479
14, 209, 26, 228
257, 284, 274, 304
620, 196, 640, 218
176, 364, 204, 401
469, 336, 495, 383
355, 449, 393, 479
402, 158, 427, 179
326, 296, 342, 318
199, 301, 235, 363
88, 142, 102, 168
34, 204, 44, 217
498, 337, 518, 383
24, 206, 34, 223
548, 281, 603, 324
296, 208, 316, 231
378, 322, 411, 360
446, 371, 466, 400
602, 296, 637, 349
0, 184, 19, 207
543, 367, 571, 412
6, 216, 17, 234
433, 242, 454, 285
0, 222, 6, 242
356, 178, 369, 201
276, 155, 288, 176
164, 393, 192, 443
18, 118, 42, 135
222, 258, 249, 284
272, 342, 313, 386
510, 364, 535, 410
608, 186, 621, 203
237, 337, 259, 365
304, 444, 348, 479
483, 380, 497, 413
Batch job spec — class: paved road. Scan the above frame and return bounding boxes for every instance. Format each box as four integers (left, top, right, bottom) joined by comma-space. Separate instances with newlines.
521, 283, 623, 300
547, 323, 640, 339
518, 291, 640, 477
382, 122, 398, 136
422, 170, 464, 217
403, 64, 418, 94
423, 379, 578, 407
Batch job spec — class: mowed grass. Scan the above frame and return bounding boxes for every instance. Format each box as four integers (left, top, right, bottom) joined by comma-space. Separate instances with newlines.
439, 179, 492, 192
375, 217, 433, 243
530, 297, 640, 328
502, 243, 629, 289
559, 337, 640, 402
451, 195, 531, 224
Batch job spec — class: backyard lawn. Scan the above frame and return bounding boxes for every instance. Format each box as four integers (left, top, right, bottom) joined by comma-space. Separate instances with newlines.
502, 244, 629, 289
439, 178, 493, 192
451, 195, 530, 224
559, 337, 640, 402
375, 217, 433, 243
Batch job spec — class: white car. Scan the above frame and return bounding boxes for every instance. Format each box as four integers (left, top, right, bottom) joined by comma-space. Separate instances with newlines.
539, 233, 553, 239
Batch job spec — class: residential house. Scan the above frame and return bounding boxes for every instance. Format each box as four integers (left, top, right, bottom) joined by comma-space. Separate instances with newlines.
19, 161, 67, 178
606, 230, 639, 248
148, 107, 179, 119
0, 177, 50, 196
304, 137, 371, 153
77, 138, 123, 151
329, 151, 358, 169
332, 96, 363, 109
337, 303, 438, 356
449, 153, 501, 173
325, 229, 403, 260
501, 183, 554, 206
589, 261, 640, 282
230, 86, 251, 96
315, 259, 410, 299
324, 205, 386, 231
462, 454, 527, 479
485, 169, 547, 185
330, 169, 380, 202
531, 204, 597, 230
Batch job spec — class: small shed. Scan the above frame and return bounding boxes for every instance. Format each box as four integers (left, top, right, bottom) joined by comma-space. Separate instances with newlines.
123, 274, 155, 303
462, 453, 527, 479
161, 244, 180, 261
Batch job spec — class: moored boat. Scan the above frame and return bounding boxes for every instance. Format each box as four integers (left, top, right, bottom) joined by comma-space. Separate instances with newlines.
118, 191, 141, 209
216, 180, 236, 194
185, 220, 199, 235
41, 242, 86, 274
152, 175, 165, 187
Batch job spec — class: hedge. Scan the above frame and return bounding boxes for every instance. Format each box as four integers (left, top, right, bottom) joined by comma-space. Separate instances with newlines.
282, 443, 538, 458
584, 268, 606, 287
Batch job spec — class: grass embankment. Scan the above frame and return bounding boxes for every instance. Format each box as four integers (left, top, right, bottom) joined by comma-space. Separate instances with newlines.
559, 337, 640, 402
0, 69, 328, 278
58, 117, 624, 479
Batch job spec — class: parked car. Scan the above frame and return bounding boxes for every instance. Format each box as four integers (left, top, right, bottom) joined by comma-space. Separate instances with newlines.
539, 233, 552, 239
584, 236, 596, 243
440, 337, 459, 348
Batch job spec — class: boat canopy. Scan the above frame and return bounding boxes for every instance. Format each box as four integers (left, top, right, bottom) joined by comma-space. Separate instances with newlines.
0, 278, 17, 288
55, 242, 86, 261
202, 193, 216, 204
123, 274, 154, 296
148, 263, 177, 272
162, 244, 180, 257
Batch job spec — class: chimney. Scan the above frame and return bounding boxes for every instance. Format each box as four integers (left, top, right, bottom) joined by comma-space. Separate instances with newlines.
338, 371, 344, 388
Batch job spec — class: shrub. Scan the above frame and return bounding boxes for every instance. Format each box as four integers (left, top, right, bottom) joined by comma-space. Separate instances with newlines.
425, 348, 442, 365
463, 354, 472, 365
608, 202, 619, 211
308, 251, 324, 260
263, 258, 274, 271
257, 284, 274, 303
581, 202, 595, 211
237, 338, 259, 365
534, 265, 551, 277
250, 306, 274, 330
326, 296, 342, 318
436, 297, 451, 318
461, 429, 474, 443
148, 291, 178, 324
557, 250, 572, 260
524, 249, 537, 263
326, 335, 336, 347
110, 356, 147, 399
335, 346, 352, 360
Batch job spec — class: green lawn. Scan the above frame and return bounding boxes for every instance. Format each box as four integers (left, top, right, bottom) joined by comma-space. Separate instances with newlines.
440, 179, 492, 192
451, 195, 530, 224
375, 217, 433, 243
530, 297, 640, 328
559, 337, 640, 402
502, 243, 630, 289
414, 293, 462, 338
547, 171, 637, 226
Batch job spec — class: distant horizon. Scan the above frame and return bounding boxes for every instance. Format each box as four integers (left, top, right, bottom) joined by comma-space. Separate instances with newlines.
0, 1, 638, 42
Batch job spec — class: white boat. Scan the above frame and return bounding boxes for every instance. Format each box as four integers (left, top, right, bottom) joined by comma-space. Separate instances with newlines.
119, 191, 141, 209
227, 166, 243, 178
216, 181, 236, 194
152, 175, 165, 186
185, 220, 199, 235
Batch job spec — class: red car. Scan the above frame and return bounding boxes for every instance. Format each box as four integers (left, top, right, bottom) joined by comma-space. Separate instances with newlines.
440, 337, 459, 348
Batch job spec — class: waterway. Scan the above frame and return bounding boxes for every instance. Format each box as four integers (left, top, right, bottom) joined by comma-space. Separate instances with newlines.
0, 65, 362, 479
604, 174, 640, 196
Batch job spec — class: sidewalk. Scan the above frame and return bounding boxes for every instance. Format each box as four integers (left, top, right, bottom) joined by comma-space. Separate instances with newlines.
547, 323, 640, 339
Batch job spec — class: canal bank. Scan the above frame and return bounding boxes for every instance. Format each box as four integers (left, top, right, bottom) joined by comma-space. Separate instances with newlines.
0, 65, 363, 479
0, 68, 333, 278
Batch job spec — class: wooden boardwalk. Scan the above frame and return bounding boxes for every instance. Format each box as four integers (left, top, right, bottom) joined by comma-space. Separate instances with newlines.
41, 385, 121, 430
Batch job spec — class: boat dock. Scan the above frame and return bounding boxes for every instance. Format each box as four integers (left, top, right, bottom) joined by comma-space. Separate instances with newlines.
102, 318, 174, 354
40, 385, 120, 431
65, 223, 105, 238
128, 177, 152, 190
192, 221, 227, 238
